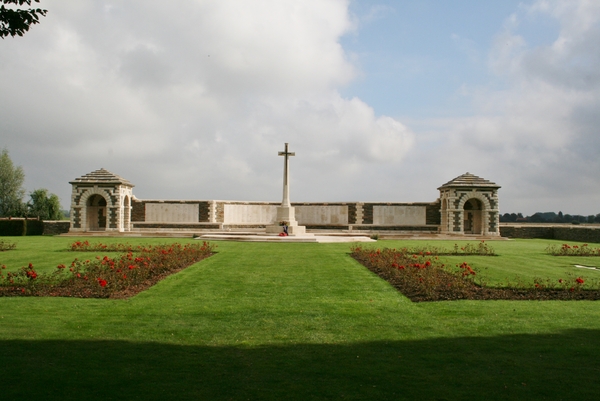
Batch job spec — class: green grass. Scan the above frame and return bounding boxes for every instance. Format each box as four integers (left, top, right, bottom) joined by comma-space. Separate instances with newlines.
1, 237, 600, 400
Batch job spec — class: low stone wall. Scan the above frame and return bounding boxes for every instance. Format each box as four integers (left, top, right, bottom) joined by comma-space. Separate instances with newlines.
554, 226, 600, 243
500, 224, 600, 243
499, 225, 555, 239
43, 221, 71, 235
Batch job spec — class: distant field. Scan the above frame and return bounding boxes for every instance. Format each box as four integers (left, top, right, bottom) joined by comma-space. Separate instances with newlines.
1, 236, 600, 400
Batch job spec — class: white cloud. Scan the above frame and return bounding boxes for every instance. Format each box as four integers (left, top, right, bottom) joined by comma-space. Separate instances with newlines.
418, 0, 600, 214
0, 0, 415, 205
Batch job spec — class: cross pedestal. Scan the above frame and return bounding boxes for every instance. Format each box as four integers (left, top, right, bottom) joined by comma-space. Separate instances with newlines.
265, 143, 307, 236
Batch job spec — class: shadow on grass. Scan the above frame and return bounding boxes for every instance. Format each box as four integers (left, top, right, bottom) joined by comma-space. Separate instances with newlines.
2, 330, 598, 400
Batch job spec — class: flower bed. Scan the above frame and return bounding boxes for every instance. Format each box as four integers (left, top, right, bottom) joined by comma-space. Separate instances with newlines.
546, 243, 600, 256
350, 245, 600, 302
0, 241, 216, 299
69, 240, 143, 252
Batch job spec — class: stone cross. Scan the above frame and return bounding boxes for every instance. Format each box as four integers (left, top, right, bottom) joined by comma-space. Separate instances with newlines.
278, 143, 295, 207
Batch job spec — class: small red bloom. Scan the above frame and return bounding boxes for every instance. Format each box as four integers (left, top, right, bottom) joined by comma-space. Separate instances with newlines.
98, 278, 107, 287
576, 277, 584, 284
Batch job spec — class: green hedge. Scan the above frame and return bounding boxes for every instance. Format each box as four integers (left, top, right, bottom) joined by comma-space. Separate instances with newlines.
26, 220, 44, 236
0, 219, 44, 236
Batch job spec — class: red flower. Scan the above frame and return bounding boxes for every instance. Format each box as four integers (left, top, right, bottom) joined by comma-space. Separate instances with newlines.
98, 278, 107, 287
576, 277, 584, 284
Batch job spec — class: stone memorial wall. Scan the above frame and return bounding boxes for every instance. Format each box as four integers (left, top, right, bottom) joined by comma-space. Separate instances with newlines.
69, 169, 500, 236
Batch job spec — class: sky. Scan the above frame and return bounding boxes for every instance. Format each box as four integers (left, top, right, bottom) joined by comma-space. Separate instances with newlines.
1, 0, 599, 216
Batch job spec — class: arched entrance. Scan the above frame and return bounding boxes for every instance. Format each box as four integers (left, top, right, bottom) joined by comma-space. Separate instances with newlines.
87, 194, 107, 231
463, 198, 482, 234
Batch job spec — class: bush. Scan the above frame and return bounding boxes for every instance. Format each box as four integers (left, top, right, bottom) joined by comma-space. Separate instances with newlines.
0, 219, 44, 236
25, 219, 44, 235
0, 219, 26, 236
0, 240, 17, 251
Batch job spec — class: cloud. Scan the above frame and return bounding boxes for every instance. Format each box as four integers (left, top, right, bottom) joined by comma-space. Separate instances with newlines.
421, 0, 600, 214
0, 0, 415, 205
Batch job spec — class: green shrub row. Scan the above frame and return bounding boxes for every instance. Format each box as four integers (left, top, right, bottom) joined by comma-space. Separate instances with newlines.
0, 219, 44, 236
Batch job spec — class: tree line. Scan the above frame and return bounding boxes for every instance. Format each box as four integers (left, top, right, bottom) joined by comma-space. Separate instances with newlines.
0, 148, 63, 220
500, 211, 600, 224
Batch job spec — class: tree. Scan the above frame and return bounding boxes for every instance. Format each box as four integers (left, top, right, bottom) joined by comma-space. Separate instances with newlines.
27, 188, 63, 220
0, 148, 26, 217
0, 0, 47, 39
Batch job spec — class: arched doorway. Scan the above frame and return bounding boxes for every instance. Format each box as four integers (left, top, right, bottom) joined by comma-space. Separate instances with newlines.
463, 198, 482, 234
87, 194, 107, 231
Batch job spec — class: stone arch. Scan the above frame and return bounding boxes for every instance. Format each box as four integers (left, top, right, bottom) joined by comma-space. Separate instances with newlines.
84, 192, 109, 231
462, 198, 483, 234
457, 193, 492, 235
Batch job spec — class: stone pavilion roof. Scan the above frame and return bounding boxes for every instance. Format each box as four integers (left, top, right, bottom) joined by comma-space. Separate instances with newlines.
69, 168, 134, 187
438, 172, 500, 190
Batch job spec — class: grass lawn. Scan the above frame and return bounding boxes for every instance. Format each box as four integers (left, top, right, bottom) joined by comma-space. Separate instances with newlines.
1, 237, 600, 400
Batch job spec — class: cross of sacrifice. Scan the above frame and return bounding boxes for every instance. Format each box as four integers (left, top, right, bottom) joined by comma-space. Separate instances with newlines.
278, 143, 295, 208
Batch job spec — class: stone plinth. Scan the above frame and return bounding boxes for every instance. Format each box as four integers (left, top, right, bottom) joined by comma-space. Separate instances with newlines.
266, 206, 307, 236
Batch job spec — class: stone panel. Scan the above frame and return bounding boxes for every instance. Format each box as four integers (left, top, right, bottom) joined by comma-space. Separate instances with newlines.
295, 205, 349, 225
145, 203, 200, 223
223, 204, 277, 224
216, 202, 225, 223
373, 205, 426, 225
